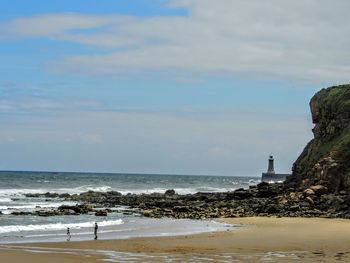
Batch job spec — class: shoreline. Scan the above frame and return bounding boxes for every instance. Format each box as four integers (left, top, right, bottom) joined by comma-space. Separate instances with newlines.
0, 217, 231, 244
1, 217, 350, 262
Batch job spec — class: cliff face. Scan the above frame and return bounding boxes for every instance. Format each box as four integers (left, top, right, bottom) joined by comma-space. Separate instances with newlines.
287, 85, 350, 193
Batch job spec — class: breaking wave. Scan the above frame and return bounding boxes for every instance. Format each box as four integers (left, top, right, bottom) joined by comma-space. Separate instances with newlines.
0, 219, 123, 234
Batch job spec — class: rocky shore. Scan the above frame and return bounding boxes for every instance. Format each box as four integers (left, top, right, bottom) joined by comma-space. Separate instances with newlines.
15, 181, 350, 219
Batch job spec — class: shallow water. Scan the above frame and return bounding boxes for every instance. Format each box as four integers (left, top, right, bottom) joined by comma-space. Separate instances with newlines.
0, 214, 233, 244
1, 245, 350, 262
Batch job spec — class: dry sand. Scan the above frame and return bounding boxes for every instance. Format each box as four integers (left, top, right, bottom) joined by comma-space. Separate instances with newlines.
1, 217, 350, 262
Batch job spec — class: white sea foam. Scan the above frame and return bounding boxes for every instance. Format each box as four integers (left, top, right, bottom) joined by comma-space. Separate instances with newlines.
0, 201, 77, 211
0, 219, 123, 234
0, 197, 13, 202
249, 179, 261, 184
0, 210, 12, 215
0, 185, 113, 197
0, 188, 50, 197
118, 187, 237, 195
0, 186, 238, 198
56, 185, 113, 194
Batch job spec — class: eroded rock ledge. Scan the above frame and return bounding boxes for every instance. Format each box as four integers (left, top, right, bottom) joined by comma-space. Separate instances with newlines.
18, 183, 350, 219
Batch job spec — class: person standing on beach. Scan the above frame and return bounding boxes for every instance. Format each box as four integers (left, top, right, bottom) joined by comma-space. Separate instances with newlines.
94, 222, 98, 240
67, 227, 71, 241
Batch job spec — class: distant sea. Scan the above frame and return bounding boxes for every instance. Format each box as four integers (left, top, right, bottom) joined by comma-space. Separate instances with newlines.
0, 171, 260, 244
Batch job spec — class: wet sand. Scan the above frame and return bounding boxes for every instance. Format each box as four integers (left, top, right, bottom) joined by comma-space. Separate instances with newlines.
1, 217, 350, 262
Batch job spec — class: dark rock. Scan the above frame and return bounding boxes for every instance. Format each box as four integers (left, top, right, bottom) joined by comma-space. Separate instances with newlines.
95, 210, 108, 216
25, 192, 70, 199
305, 196, 314, 204
233, 189, 252, 199
78, 203, 94, 212
58, 205, 87, 214
11, 211, 34, 216
310, 185, 328, 196
303, 188, 315, 196
173, 206, 190, 212
59, 193, 71, 198
264, 205, 279, 214
44, 192, 59, 198
36, 210, 59, 217
165, 189, 176, 196
257, 182, 269, 188
256, 186, 278, 198
25, 193, 41, 198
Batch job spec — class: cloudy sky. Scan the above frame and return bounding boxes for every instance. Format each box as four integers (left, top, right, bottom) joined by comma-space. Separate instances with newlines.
1, 0, 348, 176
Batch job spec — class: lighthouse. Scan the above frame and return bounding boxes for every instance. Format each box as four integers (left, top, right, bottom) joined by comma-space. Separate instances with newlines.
261, 155, 291, 182
267, 155, 275, 174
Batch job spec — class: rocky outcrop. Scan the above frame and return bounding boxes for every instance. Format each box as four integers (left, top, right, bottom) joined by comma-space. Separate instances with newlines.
25, 192, 71, 198
287, 85, 350, 193
95, 210, 108, 216
70, 190, 122, 203
62, 186, 350, 219
11, 185, 350, 219
58, 203, 94, 214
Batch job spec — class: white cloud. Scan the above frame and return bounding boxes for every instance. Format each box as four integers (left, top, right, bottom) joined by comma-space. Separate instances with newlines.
2, 1, 350, 81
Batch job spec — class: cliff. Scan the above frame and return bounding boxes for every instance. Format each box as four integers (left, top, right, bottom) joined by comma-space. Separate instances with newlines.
287, 84, 350, 193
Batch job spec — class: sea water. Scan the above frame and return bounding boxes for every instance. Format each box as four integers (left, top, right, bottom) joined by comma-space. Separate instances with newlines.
0, 171, 259, 243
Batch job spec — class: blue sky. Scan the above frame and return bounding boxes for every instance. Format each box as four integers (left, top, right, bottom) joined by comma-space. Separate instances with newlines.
1, 0, 349, 175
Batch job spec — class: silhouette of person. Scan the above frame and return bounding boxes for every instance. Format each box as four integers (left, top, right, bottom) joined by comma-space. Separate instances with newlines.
94, 222, 98, 240
67, 227, 71, 241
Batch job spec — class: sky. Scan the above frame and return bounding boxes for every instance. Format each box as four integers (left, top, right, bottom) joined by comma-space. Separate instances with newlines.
1, 0, 349, 176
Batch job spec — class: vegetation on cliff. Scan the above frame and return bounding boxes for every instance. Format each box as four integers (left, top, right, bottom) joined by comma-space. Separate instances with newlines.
288, 84, 350, 192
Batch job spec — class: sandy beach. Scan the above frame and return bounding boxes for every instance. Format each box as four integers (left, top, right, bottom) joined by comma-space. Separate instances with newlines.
1, 217, 350, 262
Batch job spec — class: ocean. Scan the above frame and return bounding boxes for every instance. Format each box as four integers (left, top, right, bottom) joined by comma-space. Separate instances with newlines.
0, 171, 260, 244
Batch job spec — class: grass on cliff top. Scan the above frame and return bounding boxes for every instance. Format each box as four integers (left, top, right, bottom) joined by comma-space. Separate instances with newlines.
316, 85, 350, 113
